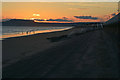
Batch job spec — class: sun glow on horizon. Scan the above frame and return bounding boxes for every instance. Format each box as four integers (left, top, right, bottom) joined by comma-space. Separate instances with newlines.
2, 2, 118, 22
30, 18, 35, 20
33, 14, 40, 17
44, 19, 47, 21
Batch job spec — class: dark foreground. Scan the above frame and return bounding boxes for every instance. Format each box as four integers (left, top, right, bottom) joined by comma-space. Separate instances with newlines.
2, 29, 119, 78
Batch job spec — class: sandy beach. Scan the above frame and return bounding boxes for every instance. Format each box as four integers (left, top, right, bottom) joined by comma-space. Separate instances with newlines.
2, 28, 73, 66
3, 27, 96, 67
2, 26, 119, 78
2, 2, 119, 79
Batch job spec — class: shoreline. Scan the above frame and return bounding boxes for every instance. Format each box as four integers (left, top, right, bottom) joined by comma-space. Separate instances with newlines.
2, 26, 100, 67
2, 27, 75, 67
3, 28, 119, 78
1, 27, 73, 40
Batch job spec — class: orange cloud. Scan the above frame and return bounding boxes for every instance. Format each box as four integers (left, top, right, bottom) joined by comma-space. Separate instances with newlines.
69, 8, 88, 10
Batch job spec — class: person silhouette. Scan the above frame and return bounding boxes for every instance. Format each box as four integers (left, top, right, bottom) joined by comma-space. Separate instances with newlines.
26, 31, 29, 34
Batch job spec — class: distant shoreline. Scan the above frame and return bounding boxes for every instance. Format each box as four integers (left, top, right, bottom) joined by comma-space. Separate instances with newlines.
2, 19, 102, 26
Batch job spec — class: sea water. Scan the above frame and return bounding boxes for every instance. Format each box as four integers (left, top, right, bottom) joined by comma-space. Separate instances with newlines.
1, 26, 73, 39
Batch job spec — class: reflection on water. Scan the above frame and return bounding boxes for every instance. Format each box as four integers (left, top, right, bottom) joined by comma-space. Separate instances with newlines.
0, 27, 72, 40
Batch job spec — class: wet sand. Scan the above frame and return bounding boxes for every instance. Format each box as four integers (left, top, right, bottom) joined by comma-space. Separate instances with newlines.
2, 27, 119, 78
2, 28, 74, 67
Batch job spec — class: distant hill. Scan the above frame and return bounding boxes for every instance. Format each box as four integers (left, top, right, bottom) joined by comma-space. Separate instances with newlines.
2, 19, 101, 26
103, 13, 119, 38
105, 13, 120, 25
2, 19, 39, 26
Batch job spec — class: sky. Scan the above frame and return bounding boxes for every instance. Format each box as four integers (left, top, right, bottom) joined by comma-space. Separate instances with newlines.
2, 2, 119, 22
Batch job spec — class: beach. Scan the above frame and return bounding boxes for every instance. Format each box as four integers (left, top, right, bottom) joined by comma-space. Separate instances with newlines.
2, 28, 73, 67
3, 26, 96, 67
2, 2, 119, 79
2, 26, 119, 78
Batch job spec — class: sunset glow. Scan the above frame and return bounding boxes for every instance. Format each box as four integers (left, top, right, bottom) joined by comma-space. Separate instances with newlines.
2, 2, 118, 22
33, 14, 40, 16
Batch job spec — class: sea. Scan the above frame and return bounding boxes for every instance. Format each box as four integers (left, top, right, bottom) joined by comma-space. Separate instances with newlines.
0, 26, 73, 40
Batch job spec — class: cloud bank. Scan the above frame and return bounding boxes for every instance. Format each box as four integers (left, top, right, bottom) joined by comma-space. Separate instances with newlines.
34, 17, 73, 22
74, 16, 99, 20
34, 19, 45, 21
46, 19, 73, 22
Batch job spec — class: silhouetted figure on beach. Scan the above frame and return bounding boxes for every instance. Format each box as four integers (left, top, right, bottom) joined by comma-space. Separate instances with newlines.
26, 31, 29, 34
21, 32, 24, 34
